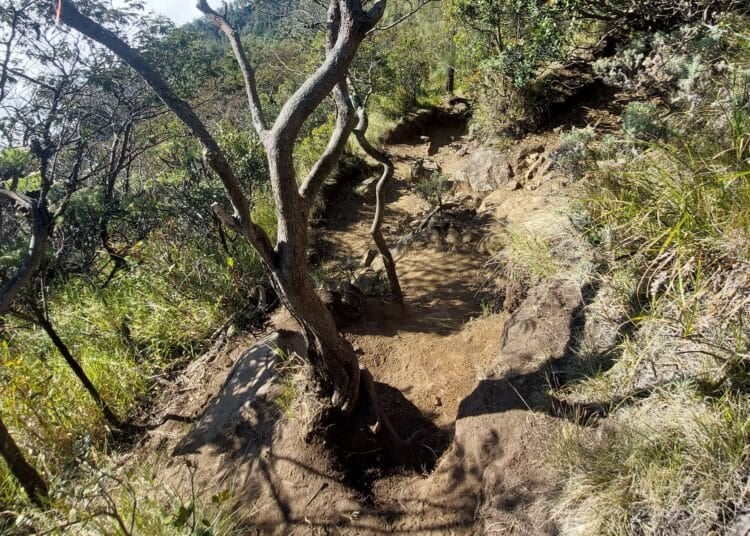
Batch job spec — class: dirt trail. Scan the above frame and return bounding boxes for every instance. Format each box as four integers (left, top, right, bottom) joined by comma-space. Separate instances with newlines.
129, 103, 592, 535
269, 107, 571, 533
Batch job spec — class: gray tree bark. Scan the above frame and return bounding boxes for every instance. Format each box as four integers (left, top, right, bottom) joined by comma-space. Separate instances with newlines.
58, 0, 387, 415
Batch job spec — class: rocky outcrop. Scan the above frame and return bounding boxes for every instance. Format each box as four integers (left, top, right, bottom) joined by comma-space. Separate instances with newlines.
497, 278, 582, 372
456, 146, 515, 192
457, 140, 559, 194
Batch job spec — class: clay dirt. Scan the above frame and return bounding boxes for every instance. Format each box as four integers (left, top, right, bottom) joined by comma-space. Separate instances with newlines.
125, 104, 592, 535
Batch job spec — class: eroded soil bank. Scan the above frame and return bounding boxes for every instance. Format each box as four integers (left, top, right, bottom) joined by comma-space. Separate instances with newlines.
124, 100, 609, 534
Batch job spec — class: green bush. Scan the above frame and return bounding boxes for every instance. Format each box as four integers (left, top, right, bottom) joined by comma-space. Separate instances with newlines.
415, 172, 449, 210
553, 126, 597, 177
621, 101, 669, 141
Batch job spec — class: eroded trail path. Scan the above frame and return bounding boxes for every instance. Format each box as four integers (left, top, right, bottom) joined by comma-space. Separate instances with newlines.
293, 106, 577, 534
133, 103, 592, 535
321, 119, 502, 435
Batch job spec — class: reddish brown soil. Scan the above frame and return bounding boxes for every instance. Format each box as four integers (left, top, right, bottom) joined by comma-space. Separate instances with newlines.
128, 105, 587, 535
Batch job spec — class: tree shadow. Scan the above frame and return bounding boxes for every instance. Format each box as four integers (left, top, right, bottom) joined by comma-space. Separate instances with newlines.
171, 330, 306, 456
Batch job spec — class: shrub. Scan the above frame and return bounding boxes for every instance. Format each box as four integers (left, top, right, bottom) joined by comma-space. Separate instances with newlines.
553, 126, 597, 177
621, 101, 669, 141
415, 172, 449, 211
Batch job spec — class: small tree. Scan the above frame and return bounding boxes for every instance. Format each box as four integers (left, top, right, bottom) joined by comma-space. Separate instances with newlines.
59, 0, 391, 421
415, 171, 449, 212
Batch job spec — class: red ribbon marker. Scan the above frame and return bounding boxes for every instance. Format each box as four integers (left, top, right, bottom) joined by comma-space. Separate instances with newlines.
55, 0, 63, 24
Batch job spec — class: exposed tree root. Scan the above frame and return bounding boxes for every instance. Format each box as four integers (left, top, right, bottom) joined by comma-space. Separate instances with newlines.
322, 366, 421, 472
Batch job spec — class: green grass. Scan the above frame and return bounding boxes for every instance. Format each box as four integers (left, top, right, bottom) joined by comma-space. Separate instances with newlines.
552, 386, 750, 535
490, 224, 562, 287
0, 207, 271, 509
549, 26, 750, 534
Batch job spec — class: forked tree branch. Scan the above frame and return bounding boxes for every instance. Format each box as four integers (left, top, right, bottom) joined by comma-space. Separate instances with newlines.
270, 0, 382, 149
298, 82, 356, 205
196, 0, 268, 137
298, 2, 358, 205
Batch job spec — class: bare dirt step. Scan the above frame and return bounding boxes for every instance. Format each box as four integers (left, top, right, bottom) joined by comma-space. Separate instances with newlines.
125, 102, 596, 535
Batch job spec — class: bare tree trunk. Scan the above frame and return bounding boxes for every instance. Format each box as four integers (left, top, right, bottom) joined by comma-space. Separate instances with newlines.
99, 123, 132, 287
0, 192, 51, 316
446, 65, 455, 95
0, 417, 48, 507
32, 308, 122, 429
57, 0, 386, 416
349, 94, 404, 304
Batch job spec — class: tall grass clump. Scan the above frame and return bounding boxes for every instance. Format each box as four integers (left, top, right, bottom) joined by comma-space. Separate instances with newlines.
550, 19, 750, 535
0, 194, 274, 509
553, 386, 750, 535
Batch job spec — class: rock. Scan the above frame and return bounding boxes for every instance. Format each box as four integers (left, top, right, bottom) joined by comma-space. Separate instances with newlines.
516, 144, 545, 162
497, 278, 582, 372
453, 102, 469, 115
445, 227, 461, 246
478, 190, 506, 213
397, 216, 410, 230
320, 284, 366, 327
538, 159, 553, 176
461, 231, 479, 244
727, 508, 750, 536
173, 331, 306, 455
413, 233, 428, 245
456, 146, 514, 193
410, 158, 442, 181
370, 254, 385, 273
356, 176, 379, 198
428, 229, 442, 245
523, 154, 545, 182
353, 269, 381, 293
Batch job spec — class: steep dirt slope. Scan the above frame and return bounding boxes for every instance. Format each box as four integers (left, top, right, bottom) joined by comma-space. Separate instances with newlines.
123, 103, 601, 535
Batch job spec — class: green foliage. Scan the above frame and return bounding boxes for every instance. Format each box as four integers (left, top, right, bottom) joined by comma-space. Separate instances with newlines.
450, 0, 572, 134
553, 19, 750, 534
621, 101, 669, 141
4, 460, 240, 535
567, 0, 739, 32
216, 121, 269, 188
0, 148, 32, 185
0, 196, 273, 508
415, 172, 449, 210
553, 126, 597, 176
294, 115, 336, 180
377, 32, 431, 117
450, 0, 567, 85
490, 225, 562, 288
